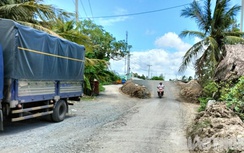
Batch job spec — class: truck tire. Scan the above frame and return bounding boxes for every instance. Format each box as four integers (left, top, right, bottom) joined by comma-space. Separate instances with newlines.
52, 100, 67, 122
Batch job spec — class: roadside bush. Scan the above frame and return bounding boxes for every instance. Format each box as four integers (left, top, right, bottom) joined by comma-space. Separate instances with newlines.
223, 76, 244, 120
202, 80, 219, 97
198, 80, 219, 111
151, 76, 164, 80
198, 80, 235, 112
198, 97, 212, 111
198, 76, 244, 121
219, 81, 232, 101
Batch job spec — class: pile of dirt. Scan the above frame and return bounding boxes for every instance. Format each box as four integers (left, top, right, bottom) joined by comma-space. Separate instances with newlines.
187, 102, 244, 153
120, 81, 151, 99
178, 80, 202, 103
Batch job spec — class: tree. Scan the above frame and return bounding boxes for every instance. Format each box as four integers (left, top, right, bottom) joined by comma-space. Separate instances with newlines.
1, 1, 126, 94
188, 76, 193, 81
0, 0, 63, 23
133, 73, 147, 80
179, 0, 244, 84
50, 19, 119, 81
181, 75, 187, 83
151, 74, 165, 81
0, 0, 71, 36
80, 20, 127, 61
50, 19, 91, 47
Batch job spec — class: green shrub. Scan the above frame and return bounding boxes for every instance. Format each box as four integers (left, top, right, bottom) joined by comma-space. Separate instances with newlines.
202, 80, 219, 97
198, 80, 219, 111
99, 83, 105, 92
223, 76, 244, 120
198, 97, 212, 112
197, 77, 244, 120
219, 81, 231, 101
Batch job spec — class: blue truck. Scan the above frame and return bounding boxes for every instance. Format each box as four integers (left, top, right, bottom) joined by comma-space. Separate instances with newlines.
0, 18, 85, 131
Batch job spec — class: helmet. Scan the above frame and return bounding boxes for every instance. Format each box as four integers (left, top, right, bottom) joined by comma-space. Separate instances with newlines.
159, 82, 162, 85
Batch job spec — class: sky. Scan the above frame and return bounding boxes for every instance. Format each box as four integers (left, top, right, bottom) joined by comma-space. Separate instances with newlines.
45, 0, 241, 80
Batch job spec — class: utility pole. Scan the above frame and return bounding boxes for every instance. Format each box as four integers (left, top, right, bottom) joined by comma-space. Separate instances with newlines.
127, 51, 130, 79
241, 0, 244, 31
75, 0, 79, 23
125, 31, 131, 80
124, 56, 127, 74
147, 64, 152, 79
127, 45, 132, 79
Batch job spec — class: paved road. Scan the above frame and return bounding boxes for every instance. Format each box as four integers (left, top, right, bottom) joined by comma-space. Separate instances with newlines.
82, 80, 196, 153
0, 81, 197, 153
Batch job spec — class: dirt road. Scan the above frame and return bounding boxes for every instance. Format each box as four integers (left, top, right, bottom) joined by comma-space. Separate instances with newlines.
0, 81, 198, 153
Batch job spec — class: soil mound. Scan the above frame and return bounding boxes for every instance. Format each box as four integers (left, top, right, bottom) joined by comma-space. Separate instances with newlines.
188, 102, 244, 153
120, 81, 151, 99
178, 80, 202, 103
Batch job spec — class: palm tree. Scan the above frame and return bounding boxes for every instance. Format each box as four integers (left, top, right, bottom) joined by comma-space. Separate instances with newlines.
51, 19, 91, 46
0, 0, 71, 34
179, 0, 244, 83
1, 0, 125, 93
50, 19, 121, 94
1, 0, 53, 22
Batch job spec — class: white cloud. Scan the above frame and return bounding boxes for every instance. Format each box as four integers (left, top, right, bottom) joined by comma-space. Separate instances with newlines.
98, 17, 129, 26
109, 32, 195, 80
97, 8, 130, 26
155, 32, 191, 51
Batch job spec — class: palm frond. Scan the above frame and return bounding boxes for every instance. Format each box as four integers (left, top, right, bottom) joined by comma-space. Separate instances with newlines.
180, 30, 205, 39
17, 21, 62, 37
195, 47, 209, 76
224, 31, 244, 37
85, 58, 107, 67
179, 40, 205, 72
225, 36, 244, 44
0, 1, 70, 23
207, 36, 218, 50
212, 0, 241, 30
181, 0, 211, 33
180, 0, 242, 82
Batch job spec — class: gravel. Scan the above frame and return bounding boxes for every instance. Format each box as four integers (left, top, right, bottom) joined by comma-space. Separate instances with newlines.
0, 81, 198, 153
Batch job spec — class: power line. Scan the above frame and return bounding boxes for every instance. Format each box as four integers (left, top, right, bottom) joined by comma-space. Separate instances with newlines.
84, 2, 195, 19
88, 0, 94, 18
80, 0, 88, 18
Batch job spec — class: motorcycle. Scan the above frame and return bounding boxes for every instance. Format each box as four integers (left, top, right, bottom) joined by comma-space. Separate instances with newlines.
157, 87, 164, 98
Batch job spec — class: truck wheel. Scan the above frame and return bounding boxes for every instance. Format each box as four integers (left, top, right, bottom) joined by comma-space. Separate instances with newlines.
52, 100, 67, 122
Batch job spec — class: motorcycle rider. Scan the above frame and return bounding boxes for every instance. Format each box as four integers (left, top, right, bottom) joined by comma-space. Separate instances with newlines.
157, 82, 165, 97
157, 82, 165, 89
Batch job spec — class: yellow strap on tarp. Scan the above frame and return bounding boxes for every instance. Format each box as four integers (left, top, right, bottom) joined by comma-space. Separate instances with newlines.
18, 47, 85, 62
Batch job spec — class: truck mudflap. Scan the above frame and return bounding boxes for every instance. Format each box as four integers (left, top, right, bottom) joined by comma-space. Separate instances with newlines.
0, 110, 3, 131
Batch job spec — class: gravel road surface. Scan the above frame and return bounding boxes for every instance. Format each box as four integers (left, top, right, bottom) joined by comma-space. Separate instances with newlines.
0, 80, 198, 153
